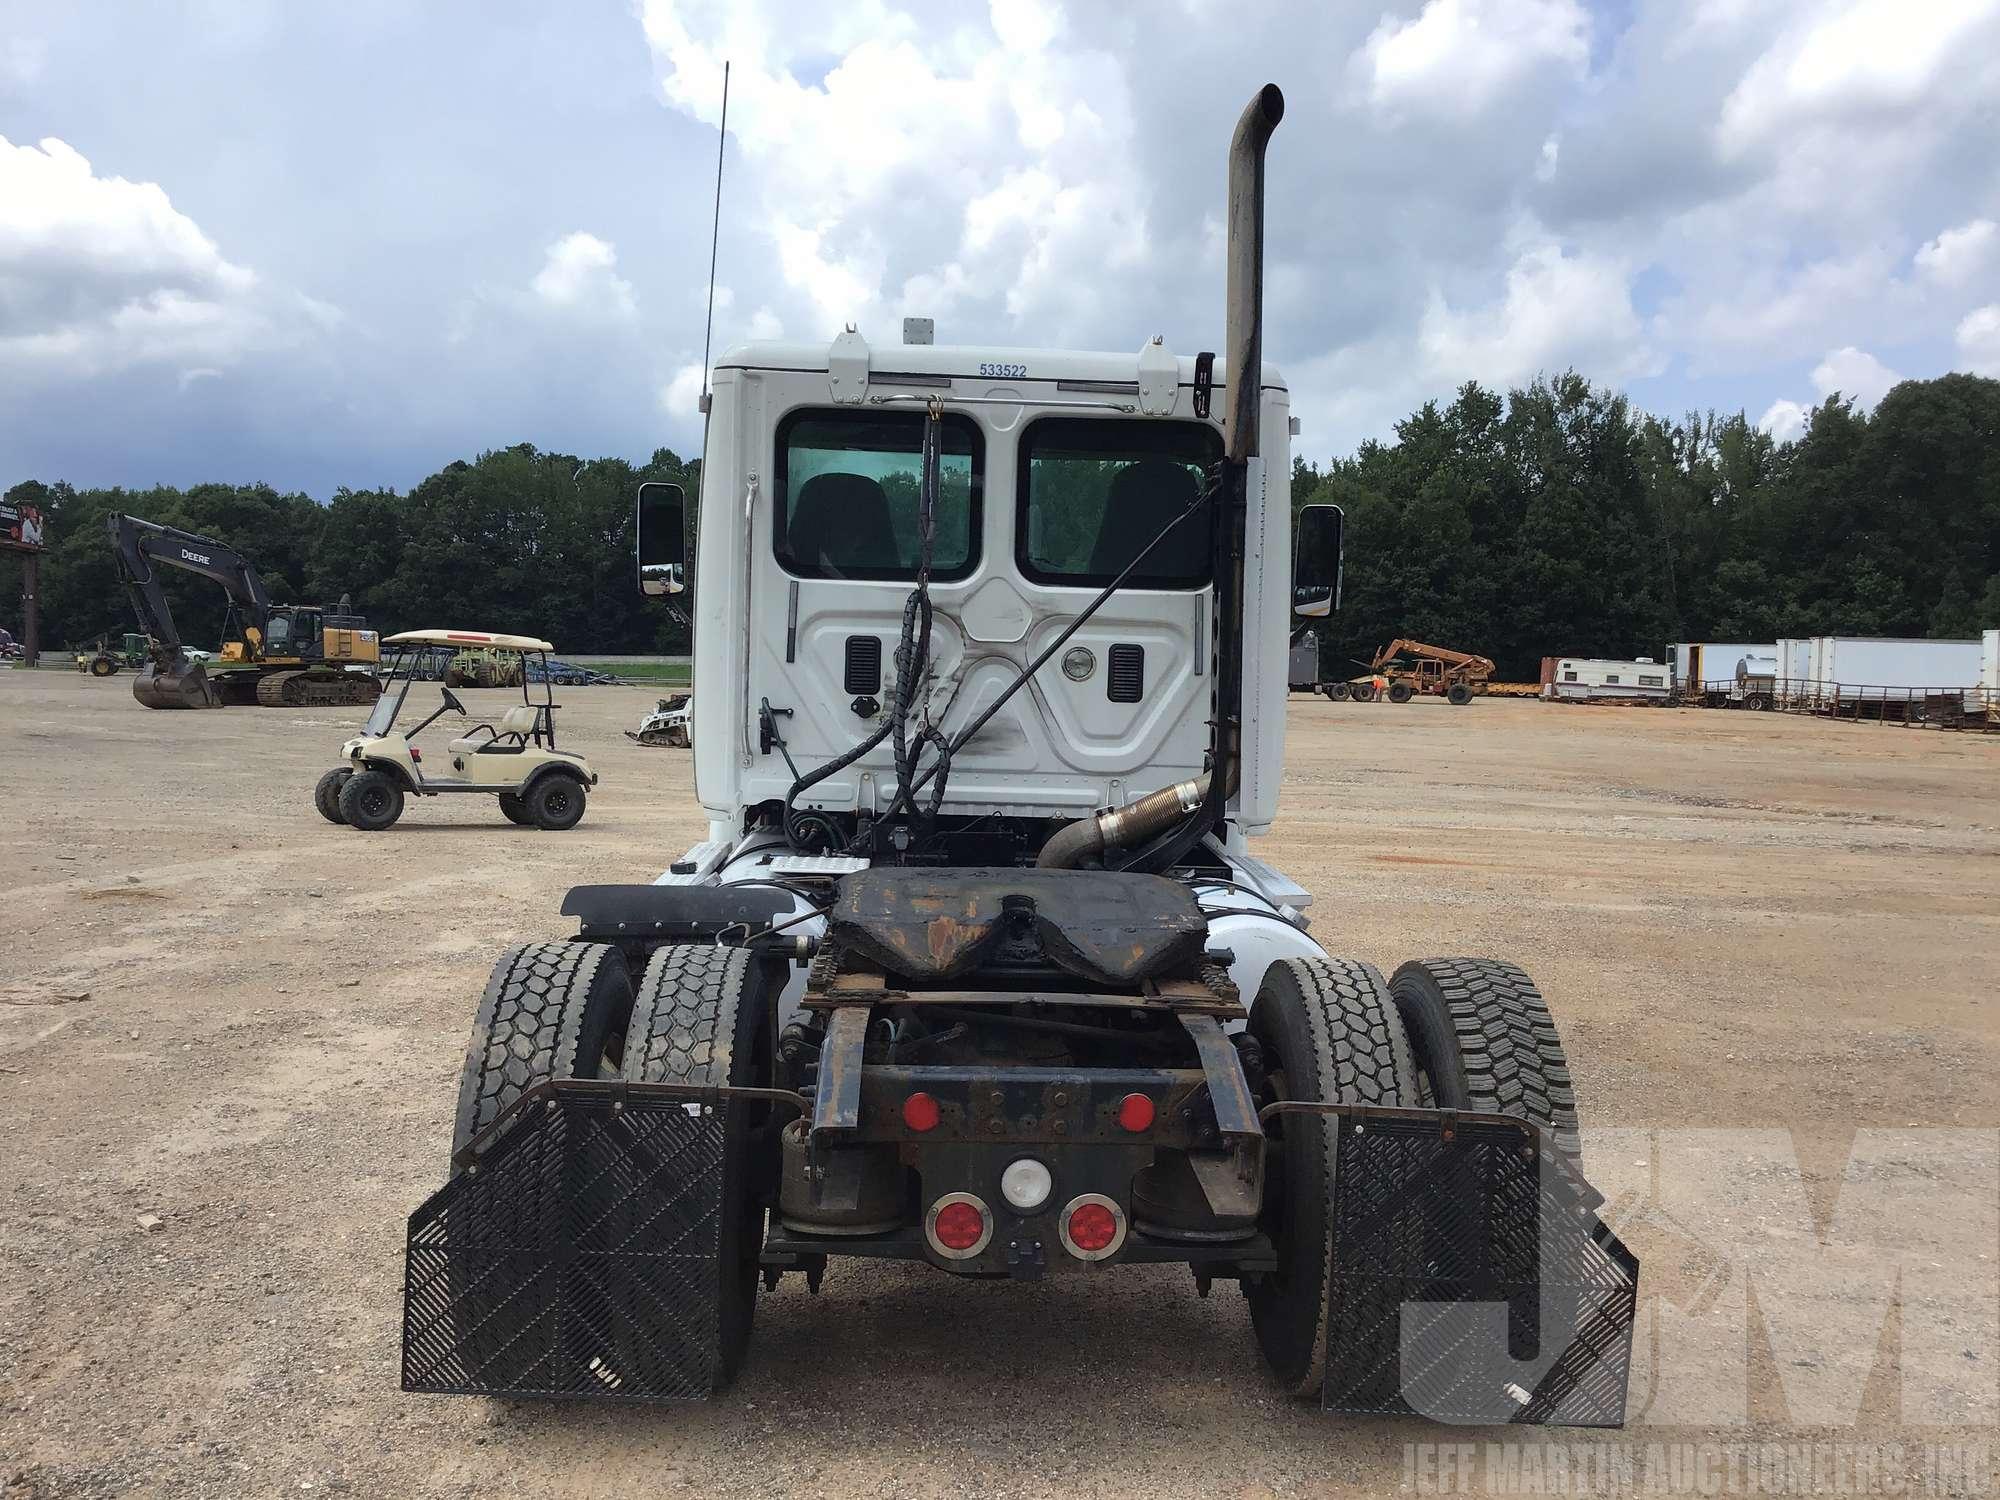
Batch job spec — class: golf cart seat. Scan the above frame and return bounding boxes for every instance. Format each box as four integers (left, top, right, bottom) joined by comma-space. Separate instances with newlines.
451, 704, 540, 757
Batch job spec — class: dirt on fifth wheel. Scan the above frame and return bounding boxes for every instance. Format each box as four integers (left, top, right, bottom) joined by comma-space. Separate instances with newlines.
0, 668, 1996, 1498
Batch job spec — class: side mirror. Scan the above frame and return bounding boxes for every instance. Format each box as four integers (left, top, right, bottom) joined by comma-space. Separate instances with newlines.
636, 481, 687, 596
1292, 503, 1343, 617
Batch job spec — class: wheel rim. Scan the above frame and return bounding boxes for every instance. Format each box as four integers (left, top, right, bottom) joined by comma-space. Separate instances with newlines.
545, 789, 571, 816
361, 787, 389, 818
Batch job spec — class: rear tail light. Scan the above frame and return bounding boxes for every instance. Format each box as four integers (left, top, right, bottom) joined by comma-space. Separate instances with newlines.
925, 1192, 992, 1259
1058, 1194, 1127, 1261
1116, 1093, 1155, 1133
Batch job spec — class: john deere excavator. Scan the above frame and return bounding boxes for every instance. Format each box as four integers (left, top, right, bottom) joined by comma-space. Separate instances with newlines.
108, 513, 383, 709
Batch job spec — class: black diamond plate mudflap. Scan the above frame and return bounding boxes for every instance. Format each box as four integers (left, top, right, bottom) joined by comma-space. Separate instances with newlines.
401, 1079, 798, 1403
1319, 1107, 1638, 1426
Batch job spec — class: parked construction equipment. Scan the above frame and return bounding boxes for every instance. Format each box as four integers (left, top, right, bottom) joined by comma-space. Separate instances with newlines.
627, 692, 693, 747
1362, 638, 1493, 704
398, 87, 1636, 1427
72, 630, 150, 677
107, 514, 381, 709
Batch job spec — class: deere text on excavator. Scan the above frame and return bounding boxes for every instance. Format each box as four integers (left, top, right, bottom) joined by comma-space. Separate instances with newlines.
107, 513, 383, 709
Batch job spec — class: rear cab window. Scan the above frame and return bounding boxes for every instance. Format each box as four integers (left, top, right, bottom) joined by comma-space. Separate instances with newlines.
774, 409, 982, 581
1016, 417, 1219, 589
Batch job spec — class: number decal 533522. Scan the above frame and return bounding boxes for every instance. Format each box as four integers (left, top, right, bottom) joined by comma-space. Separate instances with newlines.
978, 362, 1028, 379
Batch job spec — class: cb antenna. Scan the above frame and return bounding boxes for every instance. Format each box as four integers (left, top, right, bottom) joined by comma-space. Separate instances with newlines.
698, 60, 730, 415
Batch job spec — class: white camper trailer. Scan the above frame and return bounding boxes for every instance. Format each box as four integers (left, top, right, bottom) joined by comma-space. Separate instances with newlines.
1544, 657, 1671, 703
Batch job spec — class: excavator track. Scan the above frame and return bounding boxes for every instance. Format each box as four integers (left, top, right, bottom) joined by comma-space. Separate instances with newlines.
255, 669, 384, 708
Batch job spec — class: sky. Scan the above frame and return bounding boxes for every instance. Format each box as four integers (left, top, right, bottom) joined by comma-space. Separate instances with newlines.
2, 0, 1998, 498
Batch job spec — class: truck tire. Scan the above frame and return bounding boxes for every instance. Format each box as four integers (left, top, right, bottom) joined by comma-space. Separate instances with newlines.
313, 767, 352, 824
1324, 682, 1350, 702
1446, 683, 1473, 706
624, 945, 786, 1389
1350, 682, 1377, 703
1388, 680, 1414, 704
497, 791, 532, 825
1387, 958, 1580, 1161
526, 773, 586, 831
89, 654, 118, 677
338, 768, 404, 830
451, 941, 634, 1159
1246, 956, 1417, 1397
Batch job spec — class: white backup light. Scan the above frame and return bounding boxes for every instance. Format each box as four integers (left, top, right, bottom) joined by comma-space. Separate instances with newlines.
1000, 1158, 1053, 1212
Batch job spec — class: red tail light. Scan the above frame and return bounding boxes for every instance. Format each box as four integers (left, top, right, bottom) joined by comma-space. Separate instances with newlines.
1059, 1194, 1127, 1261
925, 1192, 992, 1260
902, 1091, 940, 1133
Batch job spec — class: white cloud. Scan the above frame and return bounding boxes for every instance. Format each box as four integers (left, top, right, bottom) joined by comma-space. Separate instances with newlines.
1758, 398, 1810, 443
1957, 304, 2000, 375
1915, 218, 1997, 288
1809, 345, 1900, 406
1418, 240, 1654, 387
1357, 0, 1589, 120
177, 366, 222, 392
660, 361, 705, 417
1718, 0, 2000, 156
0, 134, 322, 380
2, 37, 47, 87
530, 231, 636, 319
638, 0, 1149, 344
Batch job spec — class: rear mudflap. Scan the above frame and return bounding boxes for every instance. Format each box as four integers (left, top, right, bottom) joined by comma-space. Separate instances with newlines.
1319, 1107, 1638, 1426
401, 1080, 793, 1402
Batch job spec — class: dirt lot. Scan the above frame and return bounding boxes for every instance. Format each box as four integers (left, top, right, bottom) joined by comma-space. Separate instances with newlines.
3, 671, 1995, 1498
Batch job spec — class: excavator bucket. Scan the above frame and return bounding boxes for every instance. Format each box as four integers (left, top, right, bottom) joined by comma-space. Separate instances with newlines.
133, 660, 222, 709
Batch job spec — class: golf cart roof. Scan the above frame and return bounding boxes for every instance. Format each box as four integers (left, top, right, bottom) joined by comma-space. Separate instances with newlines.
384, 629, 554, 653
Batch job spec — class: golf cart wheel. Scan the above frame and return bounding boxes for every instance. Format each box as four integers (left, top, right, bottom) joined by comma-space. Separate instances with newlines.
1446, 683, 1473, 706
313, 768, 352, 824
1325, 682, 1350, 702
497, 791, 533, 826
89, 654, 118, 677
1388, 680, 1415, 703
451, 941, 635, 1160
1247, 957, 1417, 1397
1350, 682, 1377, 703
625, 945, 787, 1389
526, 773, 586, 831
338, 768, 404, 830
1387, 958, 1581, 1161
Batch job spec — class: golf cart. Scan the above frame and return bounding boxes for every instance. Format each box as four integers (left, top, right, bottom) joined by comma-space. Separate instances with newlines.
314, 629, 598, 831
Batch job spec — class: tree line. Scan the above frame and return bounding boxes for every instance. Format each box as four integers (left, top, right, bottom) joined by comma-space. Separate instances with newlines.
3, 445, 699, 658
5, 371, 1996, 677
1294, 371, 1999, 680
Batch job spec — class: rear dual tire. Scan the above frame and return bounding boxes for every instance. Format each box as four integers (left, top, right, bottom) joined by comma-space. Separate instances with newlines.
1247, 957, 1417, 1396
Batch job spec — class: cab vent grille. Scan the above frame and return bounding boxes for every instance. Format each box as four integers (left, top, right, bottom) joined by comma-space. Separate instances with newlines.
844, 636, 883, 695
1107, 644, 1144, 703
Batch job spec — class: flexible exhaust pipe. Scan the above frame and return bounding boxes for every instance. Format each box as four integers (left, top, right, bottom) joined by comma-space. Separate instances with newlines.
1037, 777, 1208, 869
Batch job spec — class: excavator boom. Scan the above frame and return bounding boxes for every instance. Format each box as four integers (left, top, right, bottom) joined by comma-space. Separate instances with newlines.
105, 514, 273, 708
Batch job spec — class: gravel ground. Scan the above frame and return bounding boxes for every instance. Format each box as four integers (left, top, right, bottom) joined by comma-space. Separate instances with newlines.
1, 672, 1995, 1498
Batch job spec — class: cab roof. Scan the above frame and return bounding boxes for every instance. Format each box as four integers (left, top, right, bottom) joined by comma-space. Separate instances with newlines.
384, 629, 553, 653
714, 338, 1288, 393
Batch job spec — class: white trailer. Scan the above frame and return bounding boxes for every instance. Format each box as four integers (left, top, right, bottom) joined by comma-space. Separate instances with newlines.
1982, 629, 1998, 725
1545, 656, 1670, 703
1776, 638, 1811, 706
1668, 641, 1774, 700
1804, 635, 1982, 716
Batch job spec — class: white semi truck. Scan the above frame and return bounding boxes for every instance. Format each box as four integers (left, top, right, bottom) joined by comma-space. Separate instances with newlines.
398, 86, 1636, 1427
